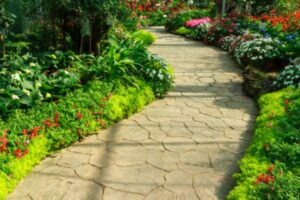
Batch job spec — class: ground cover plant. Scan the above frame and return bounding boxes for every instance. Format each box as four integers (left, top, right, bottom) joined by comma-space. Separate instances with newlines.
227, 87, 300, 200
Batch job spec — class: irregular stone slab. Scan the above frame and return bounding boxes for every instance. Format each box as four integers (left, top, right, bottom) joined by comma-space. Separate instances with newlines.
163, 137, 196, 153
147, 150, 179, 171
164, 170, 199, 200
180, 151, 210, 167
161, 126, 192, 138
57, 151, 90, 169
194, 172, 233, 200
144, 187, 175, 200
96, 164, 166, 195
61, 180, 103, 200
103, 188, 144, 200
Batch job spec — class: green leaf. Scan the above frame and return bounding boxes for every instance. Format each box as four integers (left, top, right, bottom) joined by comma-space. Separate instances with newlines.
21, 80, 34, 90
19, 96, 33, 106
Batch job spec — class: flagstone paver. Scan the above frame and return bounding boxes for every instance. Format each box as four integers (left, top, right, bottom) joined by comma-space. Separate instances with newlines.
8, 27, 256, 200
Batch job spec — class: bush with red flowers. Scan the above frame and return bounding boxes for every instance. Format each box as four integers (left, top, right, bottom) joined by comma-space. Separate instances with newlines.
251, 11, 300, 33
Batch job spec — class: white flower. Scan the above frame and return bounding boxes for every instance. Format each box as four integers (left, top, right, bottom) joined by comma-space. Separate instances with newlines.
12, 94, 20, 100
158, 73, 164, 80
11, 73, 21, 81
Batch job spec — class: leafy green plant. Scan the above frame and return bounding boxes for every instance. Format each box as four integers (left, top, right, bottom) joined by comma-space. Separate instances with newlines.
175, 26, 193, 35
132, 30, 157, 46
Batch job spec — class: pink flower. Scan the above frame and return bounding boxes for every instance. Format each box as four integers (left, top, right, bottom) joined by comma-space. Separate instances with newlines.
185, 17, 212, 28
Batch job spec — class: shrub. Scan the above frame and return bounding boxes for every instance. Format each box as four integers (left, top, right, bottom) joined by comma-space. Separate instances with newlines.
274, 64, 300, 88
190, 22, 212, 40
228, 87, 300, 200
142, 53, 173, 98
205, 18, 240, 45
233, 37, 281, 69
250, 163, 300, 200
175, 26, 192, 35
218, 35, 237, 51
132, 30, 157, 46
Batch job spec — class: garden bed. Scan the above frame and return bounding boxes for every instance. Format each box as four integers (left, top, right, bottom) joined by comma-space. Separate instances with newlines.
165, 7, 300, 200
0, 5, 173, 196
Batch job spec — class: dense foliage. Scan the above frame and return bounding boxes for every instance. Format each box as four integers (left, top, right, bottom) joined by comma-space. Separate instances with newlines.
228, 87, 300, 199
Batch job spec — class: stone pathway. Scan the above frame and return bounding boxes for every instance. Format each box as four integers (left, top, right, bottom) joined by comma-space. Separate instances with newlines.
8, 27, 257, 200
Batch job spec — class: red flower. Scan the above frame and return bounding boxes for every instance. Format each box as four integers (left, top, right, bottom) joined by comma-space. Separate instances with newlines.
22, 129, 28, 135
14, 149, 23, 159
284, 99, 289, 105
76, 112, 83, 120
0, 130, 8, 152
29, 127, 40, 139
14, 149, 29, 159
256, 174, 275, 184
43, 118, 53, 128
138, 5, 143, 11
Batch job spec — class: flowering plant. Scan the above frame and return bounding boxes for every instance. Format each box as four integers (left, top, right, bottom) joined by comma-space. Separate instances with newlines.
185, 17, 212, 28
218, 35, 237, 51
252, 11, 300, 32
274, 64, 300, 88
205, 18, 239, 44
234, 37, 281, 68
143, 53, 173, 98
191, 22, 212, 40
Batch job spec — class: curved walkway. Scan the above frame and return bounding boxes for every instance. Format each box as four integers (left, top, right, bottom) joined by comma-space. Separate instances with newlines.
8, 27, 256, 200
